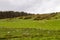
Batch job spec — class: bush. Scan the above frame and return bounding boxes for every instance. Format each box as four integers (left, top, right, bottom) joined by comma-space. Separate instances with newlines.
19, 16, 23, 19
50, 13, 57, 17
46, 18, 51, 20
54, 17, 58, 19
34, 16, 43, 20
23, 16, 32, 19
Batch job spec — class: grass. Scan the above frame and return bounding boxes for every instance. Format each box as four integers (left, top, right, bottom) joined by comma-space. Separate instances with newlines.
0, 18, 60, 30
0, 11, 60, 40
0, 18, 60, 40
0, 28, 60, 40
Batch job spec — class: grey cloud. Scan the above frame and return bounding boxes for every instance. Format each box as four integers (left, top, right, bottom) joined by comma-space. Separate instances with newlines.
0, 0, 60, 14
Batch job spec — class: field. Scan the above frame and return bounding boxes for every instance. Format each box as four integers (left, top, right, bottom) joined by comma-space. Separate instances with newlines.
0, 18, 60, 40
0, 11, 60, 40
0, 18, 60, 30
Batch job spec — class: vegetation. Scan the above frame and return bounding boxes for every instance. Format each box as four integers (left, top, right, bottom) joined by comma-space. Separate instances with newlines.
0, 11, 31, 19
0, 11, 60, 40
0, 11, 58, 20
0, 28, 60, 40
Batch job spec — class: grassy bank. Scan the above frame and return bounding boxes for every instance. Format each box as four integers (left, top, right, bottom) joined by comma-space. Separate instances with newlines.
0, 18, 60, 30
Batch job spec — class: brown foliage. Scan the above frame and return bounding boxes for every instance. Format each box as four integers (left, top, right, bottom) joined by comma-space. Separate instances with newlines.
24, 16, 32, 19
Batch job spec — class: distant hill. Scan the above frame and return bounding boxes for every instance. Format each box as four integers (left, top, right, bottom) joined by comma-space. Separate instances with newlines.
0, 11, 32, 19
0, 11, 60, 20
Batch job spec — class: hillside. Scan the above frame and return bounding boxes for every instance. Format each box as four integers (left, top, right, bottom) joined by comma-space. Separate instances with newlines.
0, 11, 60, 40
0, 11, 60, 29
0, 11, 60, 20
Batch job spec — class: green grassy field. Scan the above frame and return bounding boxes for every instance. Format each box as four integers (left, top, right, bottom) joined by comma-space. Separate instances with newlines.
0, 18, 60, 30
0, 28, 60, 40
0, 18, 60, 40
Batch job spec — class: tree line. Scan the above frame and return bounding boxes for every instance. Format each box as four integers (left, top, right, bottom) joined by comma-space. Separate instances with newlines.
0, 11, 32, 19
0, 11, 59, 20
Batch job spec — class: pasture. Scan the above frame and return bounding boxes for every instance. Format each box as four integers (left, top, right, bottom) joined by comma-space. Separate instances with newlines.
0, 18, 60, 40
0, 18, 60, 30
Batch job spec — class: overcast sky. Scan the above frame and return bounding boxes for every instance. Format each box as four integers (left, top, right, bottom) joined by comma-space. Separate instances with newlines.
0, 0, 60, 14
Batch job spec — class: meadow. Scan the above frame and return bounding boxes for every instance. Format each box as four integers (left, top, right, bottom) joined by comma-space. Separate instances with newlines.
0, 18, 60, 30
0, 11, 60, 40
0, 18, 60, 40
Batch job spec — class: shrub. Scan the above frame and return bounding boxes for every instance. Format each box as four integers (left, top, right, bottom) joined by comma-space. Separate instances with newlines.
50, 13, 57, 17
23, 16, 32, 19
46, 17, 51, 20
19, 16, 23, 19
54, 17, 58, 19
34, 16, 43, 20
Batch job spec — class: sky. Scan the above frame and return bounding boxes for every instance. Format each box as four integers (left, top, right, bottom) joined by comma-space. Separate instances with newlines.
0, 0, 60, 14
